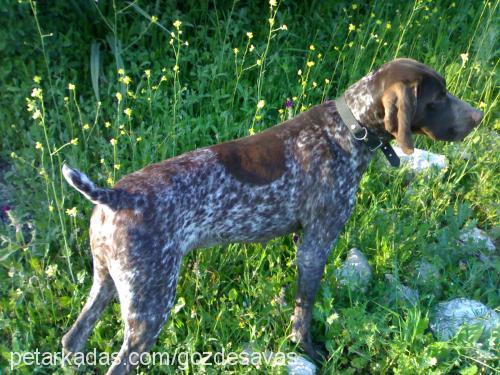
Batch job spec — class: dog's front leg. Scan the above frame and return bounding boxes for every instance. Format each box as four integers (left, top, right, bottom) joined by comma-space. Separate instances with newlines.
292, 226, 338, 362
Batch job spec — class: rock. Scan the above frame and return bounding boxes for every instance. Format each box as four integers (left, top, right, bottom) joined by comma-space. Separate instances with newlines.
430, 298, 499, 341
414, 261, 440, 286
392, 146, 448, 172
241, 345, 316, 375
335, 248, 372, 292
287, 355, 317, 375
459, 227, 496, 252
385, 274, 420, 306
459, 227, 496, 263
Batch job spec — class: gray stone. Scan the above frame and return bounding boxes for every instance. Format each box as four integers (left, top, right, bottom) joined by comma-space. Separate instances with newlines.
287, 355, 317, 375
393, 146, 448, 172
414, 261, 440, 286
335, 248, 372, 292
459, 227, 496, 252
385, 274, 420, 306
430, 298, 499, 341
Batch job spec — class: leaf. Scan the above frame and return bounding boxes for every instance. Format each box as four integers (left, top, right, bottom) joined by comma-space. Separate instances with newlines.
228, 288, 238, 301
90, 41, 100, 102
460, 365, 478, 375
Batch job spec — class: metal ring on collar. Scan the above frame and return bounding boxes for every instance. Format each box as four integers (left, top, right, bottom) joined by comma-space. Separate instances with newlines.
352, 126, 368, 141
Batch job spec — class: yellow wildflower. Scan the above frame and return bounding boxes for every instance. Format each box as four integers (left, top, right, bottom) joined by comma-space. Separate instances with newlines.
124, 108, 133, 117
68, 83, 75, 90
257, 99, 265, 109
246, 32, 253, 39
66, 207, 77, 217
31, 88, 42, 99
110, 138, 117, 146
173, 20, 182, 29
151, 15, 158, 23
460, 53, 469, 66
45, 264, 58, 278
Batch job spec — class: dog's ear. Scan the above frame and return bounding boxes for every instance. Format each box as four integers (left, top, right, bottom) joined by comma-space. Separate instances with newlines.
382, 82, 417, 154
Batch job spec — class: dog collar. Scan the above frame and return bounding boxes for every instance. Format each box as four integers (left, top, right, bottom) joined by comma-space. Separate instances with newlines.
335, 95, 400, 167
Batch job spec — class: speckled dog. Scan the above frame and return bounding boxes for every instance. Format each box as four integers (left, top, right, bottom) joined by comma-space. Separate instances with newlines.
62, 58, 482, 373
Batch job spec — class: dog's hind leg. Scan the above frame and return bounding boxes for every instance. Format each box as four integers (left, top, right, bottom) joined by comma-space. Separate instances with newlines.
106, 254, 181, 375
62, 257, 116, 353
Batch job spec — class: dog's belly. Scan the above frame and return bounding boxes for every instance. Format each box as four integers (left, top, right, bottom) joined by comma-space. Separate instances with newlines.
207, 206, 300, 247
180, 170, 301, 250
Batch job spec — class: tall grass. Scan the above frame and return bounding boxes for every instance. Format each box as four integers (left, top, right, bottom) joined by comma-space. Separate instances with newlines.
0, 0, 498, 373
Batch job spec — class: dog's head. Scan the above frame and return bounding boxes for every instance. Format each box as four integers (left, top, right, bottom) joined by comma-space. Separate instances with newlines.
377, 58, 483, 154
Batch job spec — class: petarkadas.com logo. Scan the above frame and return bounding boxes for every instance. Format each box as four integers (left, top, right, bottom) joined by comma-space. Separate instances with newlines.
10, 348, 298, 370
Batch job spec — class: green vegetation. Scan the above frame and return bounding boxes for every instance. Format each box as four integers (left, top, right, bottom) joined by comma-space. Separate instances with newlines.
0, 0, 498, 373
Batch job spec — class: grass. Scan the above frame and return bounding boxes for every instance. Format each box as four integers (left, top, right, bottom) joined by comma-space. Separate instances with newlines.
0, 0, 499, 373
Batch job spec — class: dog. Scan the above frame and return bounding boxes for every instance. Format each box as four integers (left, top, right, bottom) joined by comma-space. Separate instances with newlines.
61, 58, 482, 373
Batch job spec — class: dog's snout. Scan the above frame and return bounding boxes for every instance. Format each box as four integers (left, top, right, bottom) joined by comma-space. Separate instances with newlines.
470, 109, 483, 125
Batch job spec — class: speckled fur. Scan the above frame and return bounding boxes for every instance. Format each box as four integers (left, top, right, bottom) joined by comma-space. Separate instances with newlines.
61, 58, 482, 374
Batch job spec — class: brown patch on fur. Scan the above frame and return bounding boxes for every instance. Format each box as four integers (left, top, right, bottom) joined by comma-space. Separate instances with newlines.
212, 129, 286, 185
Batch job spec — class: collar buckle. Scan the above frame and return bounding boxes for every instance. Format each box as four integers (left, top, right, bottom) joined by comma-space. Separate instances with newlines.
369, 139, 383, 152
335, 95, 400, 168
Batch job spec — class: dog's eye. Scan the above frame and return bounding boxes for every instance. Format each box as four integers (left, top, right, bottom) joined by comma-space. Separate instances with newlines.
427, 102, 437, 111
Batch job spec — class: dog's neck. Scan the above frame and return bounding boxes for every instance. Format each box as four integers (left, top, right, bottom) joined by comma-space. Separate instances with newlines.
343, 69, 390, 141
320, 101, 374, 174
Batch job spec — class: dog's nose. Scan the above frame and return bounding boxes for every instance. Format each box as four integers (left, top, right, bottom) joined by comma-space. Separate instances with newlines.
471, 109, 483, 125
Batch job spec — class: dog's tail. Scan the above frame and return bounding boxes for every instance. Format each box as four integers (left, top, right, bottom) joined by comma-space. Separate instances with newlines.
62, 164, 124, 209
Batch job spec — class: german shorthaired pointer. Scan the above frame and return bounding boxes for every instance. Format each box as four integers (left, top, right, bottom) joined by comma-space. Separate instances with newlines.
61, 58, 482, 373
